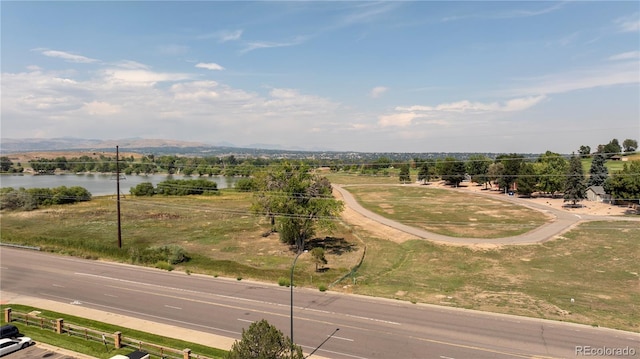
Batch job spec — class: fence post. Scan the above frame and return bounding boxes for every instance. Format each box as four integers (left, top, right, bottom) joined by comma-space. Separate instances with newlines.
114, 332, 121, 349
56, 318, 64, 334
183, 348, 191, 359
4, 308, 11, 323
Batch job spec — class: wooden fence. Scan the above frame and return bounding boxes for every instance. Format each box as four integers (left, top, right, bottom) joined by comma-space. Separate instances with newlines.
5, 308, 215, 359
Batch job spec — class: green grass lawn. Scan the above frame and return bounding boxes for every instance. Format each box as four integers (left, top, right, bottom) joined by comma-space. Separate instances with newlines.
349, 221, 639, 332
345, 185, 549, 238
581, 152, 639, 174
0, 189, 362, 289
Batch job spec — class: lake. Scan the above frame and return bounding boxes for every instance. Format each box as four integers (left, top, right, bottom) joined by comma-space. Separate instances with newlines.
0, 173, 239, 196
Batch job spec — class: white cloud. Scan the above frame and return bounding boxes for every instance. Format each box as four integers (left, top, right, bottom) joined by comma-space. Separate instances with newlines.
198, 29, 243, 42
608, 51, 640, 61
370, 86, 388, 98
378, 112, 422, 127
395, 96, 545, 114
101, 69, 193, 86
196, 62, 225, 71
219, 30, 243, 42
507, 61, 639, 96
241, 36, 308, 54
82, 101, 121, 115
615, 13, 640, 32
443, 2, 564, 22
116, 60, 150, 69
39, 50, 98, 63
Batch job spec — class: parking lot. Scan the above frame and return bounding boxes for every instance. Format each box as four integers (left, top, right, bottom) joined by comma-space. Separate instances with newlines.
2, 343, 86, 359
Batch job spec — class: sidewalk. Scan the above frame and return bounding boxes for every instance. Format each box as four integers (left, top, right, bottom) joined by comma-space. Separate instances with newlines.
2, 291, 331, 359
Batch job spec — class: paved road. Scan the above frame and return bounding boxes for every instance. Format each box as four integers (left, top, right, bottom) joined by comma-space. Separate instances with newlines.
333, 184, 639, 245
2, 248, 638, 359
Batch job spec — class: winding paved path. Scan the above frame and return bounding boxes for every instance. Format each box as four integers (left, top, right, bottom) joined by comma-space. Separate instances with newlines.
333, 184, 639, 245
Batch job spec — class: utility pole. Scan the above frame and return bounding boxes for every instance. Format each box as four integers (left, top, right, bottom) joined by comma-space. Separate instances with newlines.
116, 145, 122, 249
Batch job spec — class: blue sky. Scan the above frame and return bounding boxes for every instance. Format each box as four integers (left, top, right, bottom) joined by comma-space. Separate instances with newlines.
1, 1, 638, 153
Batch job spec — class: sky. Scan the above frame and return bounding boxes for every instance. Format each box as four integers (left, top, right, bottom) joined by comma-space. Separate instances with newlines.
1, 1, 639, 153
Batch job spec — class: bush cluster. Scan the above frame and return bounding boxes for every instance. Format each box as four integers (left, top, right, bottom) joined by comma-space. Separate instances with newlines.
129, 245, 190, 265
130, 179, 219, 196
0, 186, 91, 210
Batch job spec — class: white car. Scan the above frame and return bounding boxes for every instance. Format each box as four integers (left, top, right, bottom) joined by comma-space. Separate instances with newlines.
0, 336, 33, 356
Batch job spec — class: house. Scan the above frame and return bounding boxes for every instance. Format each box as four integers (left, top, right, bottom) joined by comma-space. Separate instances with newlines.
586, 186, 611, 203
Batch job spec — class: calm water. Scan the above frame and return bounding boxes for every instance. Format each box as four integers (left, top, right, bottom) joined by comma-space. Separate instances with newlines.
0, 173, 239, 196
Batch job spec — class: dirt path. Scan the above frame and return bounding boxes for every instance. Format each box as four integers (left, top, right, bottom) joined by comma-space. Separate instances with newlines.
333, 183, 639, 247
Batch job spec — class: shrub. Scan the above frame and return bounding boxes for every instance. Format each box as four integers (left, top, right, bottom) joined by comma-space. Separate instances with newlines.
155, 261, 174, 271
318, 285, 327, 292
130, 182, 155, 196
129, 245, 190, 265
234, 178, 256, 192
278, 277, 290, 287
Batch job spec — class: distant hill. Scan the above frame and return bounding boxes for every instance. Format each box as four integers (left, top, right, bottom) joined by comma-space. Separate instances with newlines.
0, 137, 210, 153
0, 137, 539, 163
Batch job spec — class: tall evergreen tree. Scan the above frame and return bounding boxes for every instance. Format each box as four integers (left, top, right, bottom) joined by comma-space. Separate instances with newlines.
516, 162, 537, 197
417, 160, 431, 184
563, 154, 587, 206
587, 153, 608, 187
399, 164, 411, 183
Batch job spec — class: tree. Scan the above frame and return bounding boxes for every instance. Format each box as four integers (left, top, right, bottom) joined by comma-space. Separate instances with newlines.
416, 159, 431, 184
436, 157, 466, 187
622, 139, 638, 153
310, 247, 328, 272
0, 188, 37, 211
227, 319, 303, 359
487, 162, 504, 190
466, 155, 491, 188
398, 164, 411, 183
563, 154, 587, 206
601, 138, 622, 157
516, 162, 537, 197
535, 151, 568, 197
497, 154, 524, 193
251, 163, 344, 249
578, 145, 591, 157
604, 161, 640, 205
587, 153, 608, 187
130, 182, 156, 196
0, 156, 13, 172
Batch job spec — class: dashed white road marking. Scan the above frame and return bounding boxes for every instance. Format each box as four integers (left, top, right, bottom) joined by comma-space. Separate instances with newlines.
164, 305, 182, 310
332, 335, 354, 342
237, 318, 254, 323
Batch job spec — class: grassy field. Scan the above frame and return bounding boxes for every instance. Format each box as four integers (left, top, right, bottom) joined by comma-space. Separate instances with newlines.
581, 152, 640, 174
1, 176, 639, 332
0, 190, 362, 289
347, 221, 639, 332
345, 185, 548, 238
